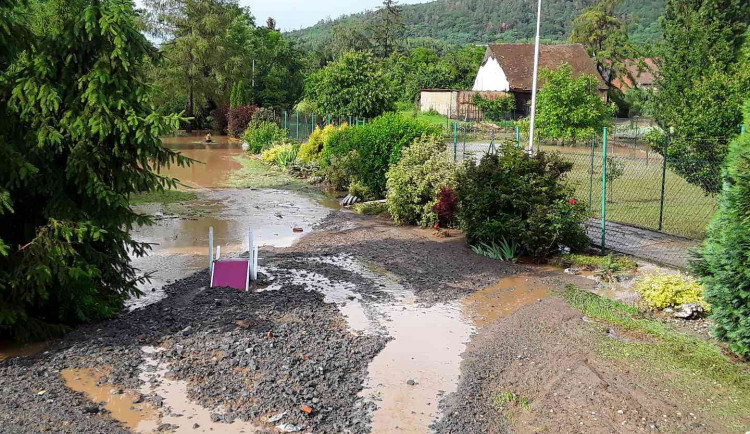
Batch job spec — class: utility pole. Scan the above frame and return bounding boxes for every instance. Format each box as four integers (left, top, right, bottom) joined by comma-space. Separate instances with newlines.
527, 0, 543, 152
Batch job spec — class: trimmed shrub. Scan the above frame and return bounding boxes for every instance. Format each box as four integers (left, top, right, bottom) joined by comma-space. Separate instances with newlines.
321, 113, 442, 197
386, 135, 456, 227
324, 150, 360, 191
635, 273, 708, 310
455, 144, 589, 258
228, 105, 258, 137
299, 124, 341, 163
692, 101, 750, 357
243, 122, 288, 153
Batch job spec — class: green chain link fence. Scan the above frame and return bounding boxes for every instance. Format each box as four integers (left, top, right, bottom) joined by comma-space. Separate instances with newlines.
450, 120, 745, 268
272, 110, 369, 143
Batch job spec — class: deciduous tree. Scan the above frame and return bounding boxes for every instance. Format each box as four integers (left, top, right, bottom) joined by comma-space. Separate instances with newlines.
534, 64, 613, 144
652, 0, 749, 194
305, 51, 395, 118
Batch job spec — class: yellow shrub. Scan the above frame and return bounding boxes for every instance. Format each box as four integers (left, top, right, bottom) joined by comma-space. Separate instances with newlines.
635, 273, 709, 310
261, 143, 294, 165
299, 124, 343, 163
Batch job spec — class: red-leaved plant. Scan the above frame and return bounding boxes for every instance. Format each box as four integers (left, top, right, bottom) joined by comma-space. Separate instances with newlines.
433, 186, 458, 228
228, 105, 259, 137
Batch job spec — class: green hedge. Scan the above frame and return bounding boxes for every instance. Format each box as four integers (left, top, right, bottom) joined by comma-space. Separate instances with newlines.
321, 113, 441, 196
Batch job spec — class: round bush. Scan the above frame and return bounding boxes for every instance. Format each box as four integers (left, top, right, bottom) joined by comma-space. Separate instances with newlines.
386, 135, 456, 227
455, 144, 589, 258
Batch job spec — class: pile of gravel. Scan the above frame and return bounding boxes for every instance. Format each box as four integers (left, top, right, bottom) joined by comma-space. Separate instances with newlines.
1, 253, 388, 433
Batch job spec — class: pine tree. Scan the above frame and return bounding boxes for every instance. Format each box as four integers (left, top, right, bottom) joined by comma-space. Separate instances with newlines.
0, 0, 190, 341
693, 102, 750, 358
372, 0, 404, 58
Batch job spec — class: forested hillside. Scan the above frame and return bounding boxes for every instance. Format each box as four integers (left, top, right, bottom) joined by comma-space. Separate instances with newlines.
287, 0, 664, 51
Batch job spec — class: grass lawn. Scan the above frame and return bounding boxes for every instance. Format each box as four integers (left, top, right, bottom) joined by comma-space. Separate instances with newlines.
130, 189, 197, 206
547, 145, 717, 239
563, 286, 750, 431
397, 109, 454, 131
224, 155, 319, 193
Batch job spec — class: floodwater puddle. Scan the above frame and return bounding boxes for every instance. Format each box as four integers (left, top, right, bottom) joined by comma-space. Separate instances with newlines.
61, 348, 261, 433
262, 256, 570, 432
0, 341, 48, 362
260, 266, 374, 332
159, 135, 243, 189
128, 188, 333, 310
61, 366, 159, 432
462, 273, 553, 327
138, 346, 261, 433
263, 254, 476, 433
363, 301, 471, 433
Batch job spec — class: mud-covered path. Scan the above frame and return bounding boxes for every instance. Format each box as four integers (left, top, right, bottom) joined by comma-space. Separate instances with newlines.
2, 199, 747, 433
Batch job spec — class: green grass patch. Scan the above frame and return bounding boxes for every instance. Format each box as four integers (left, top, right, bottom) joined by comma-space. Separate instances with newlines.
353, 201, 388, 216
224, 155, 318, 193
492, 390, 531, 410
548, 145, 717, 239
397, 109, 463, 132
560, 253, 637, 271
562, 285, 750, 430
130, 190, 197, 206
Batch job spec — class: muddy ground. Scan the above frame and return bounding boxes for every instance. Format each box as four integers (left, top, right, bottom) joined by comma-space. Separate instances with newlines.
1, 210, 748, 433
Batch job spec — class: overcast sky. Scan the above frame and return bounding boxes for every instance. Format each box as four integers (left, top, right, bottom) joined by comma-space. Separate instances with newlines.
135, 0, 428, 31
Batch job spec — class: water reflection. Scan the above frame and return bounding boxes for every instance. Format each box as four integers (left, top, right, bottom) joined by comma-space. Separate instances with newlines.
128, 189, 332, 310
159, 135, 243, 188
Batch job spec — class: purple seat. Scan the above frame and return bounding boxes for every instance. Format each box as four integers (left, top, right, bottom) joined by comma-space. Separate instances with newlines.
211, 260, 249, 291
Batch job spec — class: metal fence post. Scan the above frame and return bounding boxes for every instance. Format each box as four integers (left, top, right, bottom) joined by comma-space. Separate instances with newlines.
515, 125, 520, 149
453, 122, 458, 162
283, 111, 288, 130
296, 112, 299, 141
589, 134, 594, 214
601, 127, 608, 252
658, 135, 668, 231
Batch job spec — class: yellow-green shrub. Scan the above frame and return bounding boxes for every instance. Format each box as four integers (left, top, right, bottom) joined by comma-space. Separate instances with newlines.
299, 124, 343, 163
635, 273, 709, 310
261, 143, 296, 166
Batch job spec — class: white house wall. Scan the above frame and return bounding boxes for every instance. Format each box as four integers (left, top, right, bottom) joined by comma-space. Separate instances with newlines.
472, 58, 510, 92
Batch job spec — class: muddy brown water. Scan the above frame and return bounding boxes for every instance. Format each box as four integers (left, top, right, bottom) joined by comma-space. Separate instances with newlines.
128, 135, 338, 309
129, 188, 335, 309
0, 341, 48, 362
261, 255, 558, 433
61, 348, 262, 434
159, 135, 243, 189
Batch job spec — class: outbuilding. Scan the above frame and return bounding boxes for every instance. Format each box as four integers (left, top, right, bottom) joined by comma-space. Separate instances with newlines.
472, 43, 608, 114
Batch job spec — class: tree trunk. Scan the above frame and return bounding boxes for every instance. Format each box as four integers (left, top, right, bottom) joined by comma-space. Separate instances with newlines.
186, 85, 194, 133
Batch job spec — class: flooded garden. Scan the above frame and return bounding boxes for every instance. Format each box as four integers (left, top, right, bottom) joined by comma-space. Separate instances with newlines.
2, 136, 748, 434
